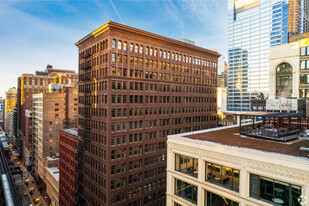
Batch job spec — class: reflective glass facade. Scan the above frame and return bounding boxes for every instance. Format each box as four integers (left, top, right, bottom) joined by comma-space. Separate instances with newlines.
228, 0, 272, 111
270, 1, 289, 47
227, 0, 308, 111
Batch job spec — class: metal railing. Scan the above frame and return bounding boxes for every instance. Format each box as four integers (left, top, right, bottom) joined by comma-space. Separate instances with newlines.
240, 127, 301, 141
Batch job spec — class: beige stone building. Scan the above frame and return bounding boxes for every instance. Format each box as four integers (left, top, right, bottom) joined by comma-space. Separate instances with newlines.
44, 156, 59, 206
4, 87, 17, 136
32, 86, 77, 188
268, 34, 309, 113
166, 121, 309, 206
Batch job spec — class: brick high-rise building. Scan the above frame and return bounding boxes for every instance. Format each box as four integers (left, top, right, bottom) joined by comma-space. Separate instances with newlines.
76, 21, 220, 206
32, 86, 78, 190
59, 128, 78, 206
16, 65, 78, 169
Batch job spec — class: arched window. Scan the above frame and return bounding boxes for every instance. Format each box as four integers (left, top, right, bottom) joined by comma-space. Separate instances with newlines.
112, 39, 116, 49
146, 47, 149, 55
139, 45, 143, 54
276, 63, 292, 97
160, 50, 162, 57
154, 49, 157, 56
163, 51, 166, 58
179, 54, 182, 62
172, 52, 175, 59
135, 44, 138, 53
167, 52, 170, 59
130, 43, 133, 52
123, 42, 127, 50
150, 48, 153, 56
118, 40, 122, 50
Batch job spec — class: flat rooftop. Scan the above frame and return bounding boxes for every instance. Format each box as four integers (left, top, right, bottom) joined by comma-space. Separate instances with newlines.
183, 125, 309, 159
47, 167, 59, 182
61, 128, 77, 137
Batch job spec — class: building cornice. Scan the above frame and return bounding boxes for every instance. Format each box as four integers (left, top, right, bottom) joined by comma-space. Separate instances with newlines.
75, 21, 221, 57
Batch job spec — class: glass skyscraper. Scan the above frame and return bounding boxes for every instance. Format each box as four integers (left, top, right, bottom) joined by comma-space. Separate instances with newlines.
227, 0, 308, 111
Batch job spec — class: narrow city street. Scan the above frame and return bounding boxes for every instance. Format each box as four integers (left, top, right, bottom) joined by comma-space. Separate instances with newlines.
11, 157, 47, 206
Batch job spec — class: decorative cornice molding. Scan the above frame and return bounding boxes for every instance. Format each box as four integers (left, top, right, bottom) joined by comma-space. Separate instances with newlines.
75, 21, 220, 57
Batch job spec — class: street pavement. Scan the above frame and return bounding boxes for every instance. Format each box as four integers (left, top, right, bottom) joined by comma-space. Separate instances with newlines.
12, 157, 47, 206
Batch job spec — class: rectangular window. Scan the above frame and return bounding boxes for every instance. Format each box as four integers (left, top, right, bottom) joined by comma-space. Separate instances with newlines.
117, 54, 122, 63
123, 55, 127, 64
175, 179, 197, 204
175, 154, 198, 178
300, 74, 309, 84
301, 60, 306, 69
205, 190, 239, 206
205, 162, 239, 192
250, 174, 302, 206
301, 60, 309, 70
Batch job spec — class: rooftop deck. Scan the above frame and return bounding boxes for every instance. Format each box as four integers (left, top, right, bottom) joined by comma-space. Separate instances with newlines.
185, 126, 309, 158
238, 113, 305, 142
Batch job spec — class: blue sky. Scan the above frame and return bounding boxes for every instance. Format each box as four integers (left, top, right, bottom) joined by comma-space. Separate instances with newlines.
0, 0, 227, 97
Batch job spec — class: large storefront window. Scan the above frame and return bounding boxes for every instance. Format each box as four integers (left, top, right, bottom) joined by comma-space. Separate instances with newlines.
175, 179, 197, 204
205, 162, 239, 192
276, 63, 292, 97
205, 190, 239, 206
175, 154, 198, 177
250, 174, 302, 206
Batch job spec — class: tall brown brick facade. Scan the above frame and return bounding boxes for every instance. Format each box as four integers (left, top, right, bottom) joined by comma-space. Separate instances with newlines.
59, 129, 78, 206
76, 21, 220, 206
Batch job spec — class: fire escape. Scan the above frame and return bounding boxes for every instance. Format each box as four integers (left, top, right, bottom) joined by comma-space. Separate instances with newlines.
76, 51, 92, 205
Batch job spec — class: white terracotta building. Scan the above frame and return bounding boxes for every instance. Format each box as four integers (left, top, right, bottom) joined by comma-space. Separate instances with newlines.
166, 124, 309, 206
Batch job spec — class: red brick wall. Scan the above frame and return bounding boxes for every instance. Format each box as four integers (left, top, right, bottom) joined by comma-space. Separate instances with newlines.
59, 130, 77, 206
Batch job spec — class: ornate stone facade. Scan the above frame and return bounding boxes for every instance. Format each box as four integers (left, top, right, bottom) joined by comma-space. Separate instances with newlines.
166, 125, 309, 206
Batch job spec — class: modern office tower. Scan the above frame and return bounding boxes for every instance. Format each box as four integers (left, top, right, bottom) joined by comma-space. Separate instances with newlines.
76, 21, 220, 206
59, 128, 78, 206
166, 114, 309, 206
32, 86, 78, 191
304, 0, 309, 32
16, 65, 78, 169
4, 87, 17, 136
227, 0, 309, 112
